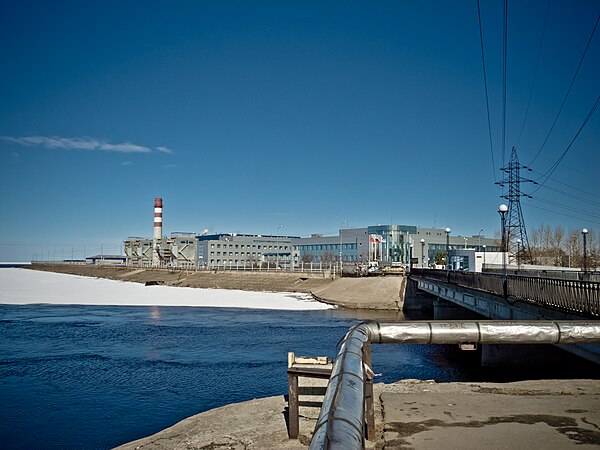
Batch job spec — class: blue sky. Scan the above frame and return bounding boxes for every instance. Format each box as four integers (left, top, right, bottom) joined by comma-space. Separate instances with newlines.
1, 0, 599, 261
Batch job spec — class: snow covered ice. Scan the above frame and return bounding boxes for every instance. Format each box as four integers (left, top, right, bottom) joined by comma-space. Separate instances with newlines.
0, 268, 333, 310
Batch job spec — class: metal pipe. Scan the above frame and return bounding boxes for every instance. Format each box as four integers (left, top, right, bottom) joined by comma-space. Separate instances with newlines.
309, 320, 600, 450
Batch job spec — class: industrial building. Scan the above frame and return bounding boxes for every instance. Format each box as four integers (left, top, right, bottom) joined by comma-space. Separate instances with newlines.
198, 233, 298, 269
292, 225, 500, 268
123, 198, 198, 269
124, 232, 198, 269
413, 227, 500, 268
122, 197, 500, 270
291, 228, 370, 265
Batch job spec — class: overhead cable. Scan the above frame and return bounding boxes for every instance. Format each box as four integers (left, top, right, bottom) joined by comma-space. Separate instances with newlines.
477, 0, 497, 182
530, 168, 600, 200
502, 0, 508, 168
528, 14, 600, 166
523, 202, 600, 226
530, 196, 600, 220
532, 93, 600, 193
516, 0, 550, 146
537, 184, 600, 208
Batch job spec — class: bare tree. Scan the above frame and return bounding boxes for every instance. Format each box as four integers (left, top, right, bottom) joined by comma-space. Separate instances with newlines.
301, 254, 314, 264
552, 226, 565, 266
528, 224, 596, 269
321, 252, 336, 264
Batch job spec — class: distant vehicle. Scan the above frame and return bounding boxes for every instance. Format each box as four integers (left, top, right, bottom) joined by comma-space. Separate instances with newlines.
367, 262, 382, 274
382, 266, 405, 275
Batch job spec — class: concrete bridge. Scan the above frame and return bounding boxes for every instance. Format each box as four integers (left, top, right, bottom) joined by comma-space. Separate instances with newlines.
407, 268, 600, 364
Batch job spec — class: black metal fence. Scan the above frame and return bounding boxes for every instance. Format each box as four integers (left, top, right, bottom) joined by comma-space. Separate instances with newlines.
410, 268, 600, 318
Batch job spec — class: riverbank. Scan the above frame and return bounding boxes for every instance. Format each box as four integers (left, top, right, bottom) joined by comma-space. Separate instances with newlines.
27, 264, 405, 310
116, 379, 600, 449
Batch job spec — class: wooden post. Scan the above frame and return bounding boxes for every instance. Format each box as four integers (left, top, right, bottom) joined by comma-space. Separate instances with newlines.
362, 342, 375, 439
288, 372, 299, 438
287, 352, 299, 439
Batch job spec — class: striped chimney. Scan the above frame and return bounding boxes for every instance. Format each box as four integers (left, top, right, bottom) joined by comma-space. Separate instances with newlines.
153, 197, 163, 241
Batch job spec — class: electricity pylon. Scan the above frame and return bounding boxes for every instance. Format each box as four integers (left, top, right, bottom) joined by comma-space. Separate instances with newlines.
495, 147, 535, 263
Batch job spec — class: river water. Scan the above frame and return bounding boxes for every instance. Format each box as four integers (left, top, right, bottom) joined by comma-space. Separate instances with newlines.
1, 285, 597, 448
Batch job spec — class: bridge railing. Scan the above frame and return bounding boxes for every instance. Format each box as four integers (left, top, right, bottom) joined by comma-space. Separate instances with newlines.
410, 268, 600, 317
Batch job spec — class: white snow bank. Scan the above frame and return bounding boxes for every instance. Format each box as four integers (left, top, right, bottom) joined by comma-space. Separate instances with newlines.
0, 268, 333, 310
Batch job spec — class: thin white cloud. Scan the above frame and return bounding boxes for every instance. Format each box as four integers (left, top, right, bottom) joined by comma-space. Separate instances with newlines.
0, 135, 173, 154
121, 161, 134, 166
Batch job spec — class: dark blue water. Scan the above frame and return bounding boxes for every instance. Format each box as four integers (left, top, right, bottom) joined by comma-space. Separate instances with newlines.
0, 304, 596, 449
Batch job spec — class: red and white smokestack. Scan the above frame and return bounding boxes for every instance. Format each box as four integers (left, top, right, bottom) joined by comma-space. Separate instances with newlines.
153, 197, 163, 241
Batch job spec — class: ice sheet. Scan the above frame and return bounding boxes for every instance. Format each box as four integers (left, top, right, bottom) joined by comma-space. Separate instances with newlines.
0, 268, 333, 310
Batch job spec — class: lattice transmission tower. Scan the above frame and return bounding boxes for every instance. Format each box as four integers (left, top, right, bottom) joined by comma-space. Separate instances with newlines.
495, 147, 535, 263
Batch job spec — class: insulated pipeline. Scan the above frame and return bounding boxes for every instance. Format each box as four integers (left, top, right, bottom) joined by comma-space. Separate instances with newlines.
309, 320, 600, 450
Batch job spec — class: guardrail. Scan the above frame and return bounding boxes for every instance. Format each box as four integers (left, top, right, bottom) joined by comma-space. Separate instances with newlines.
309, 320, 600, 450
410, 268, 600, 317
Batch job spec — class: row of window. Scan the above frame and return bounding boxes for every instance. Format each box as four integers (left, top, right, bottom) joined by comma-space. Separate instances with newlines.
208, 259, 288, 264
210, 252, 262, 257
210, 243, 289, 250
298, 244, 357, 251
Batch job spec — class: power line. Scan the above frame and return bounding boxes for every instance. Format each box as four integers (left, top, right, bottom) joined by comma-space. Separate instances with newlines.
529, 168, 600, 200
516, 0, 550, 146
531, 196, 600, 220
536, 184, 600, 208
501, 0, 508, 168
532, 93, 600, 193
523, 202, 600, 226
528, 14, 600, 166
477, 0, 496, 181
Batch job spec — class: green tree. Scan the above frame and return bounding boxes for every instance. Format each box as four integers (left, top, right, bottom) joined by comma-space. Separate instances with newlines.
433, 252, 447, 266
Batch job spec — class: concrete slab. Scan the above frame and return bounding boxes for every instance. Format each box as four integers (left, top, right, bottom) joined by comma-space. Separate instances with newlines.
380, 380, 600, 449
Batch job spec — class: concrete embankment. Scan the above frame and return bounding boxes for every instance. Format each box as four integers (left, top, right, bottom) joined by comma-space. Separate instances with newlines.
115, 379, 600, 449
311, 276, 405, 310
28, 264, 406, 310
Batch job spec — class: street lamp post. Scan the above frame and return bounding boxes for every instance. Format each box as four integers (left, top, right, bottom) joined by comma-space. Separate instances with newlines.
445, 228, 451, 270
409, 244, 413, 271
516, 238, 522, 270
420, 239, 425, 269
498, 204, 508, 296
276, 224, 284, 270
582, 228, 589, 274
340, 220, 347, 276
478, 229, 483, 250
482, 245, 486, 271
